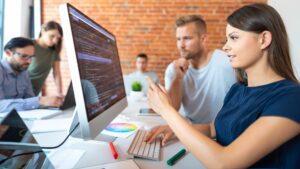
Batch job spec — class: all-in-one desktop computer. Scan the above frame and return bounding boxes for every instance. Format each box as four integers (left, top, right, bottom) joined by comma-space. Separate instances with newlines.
60, 4, 161, 161
59, 3, 128, 140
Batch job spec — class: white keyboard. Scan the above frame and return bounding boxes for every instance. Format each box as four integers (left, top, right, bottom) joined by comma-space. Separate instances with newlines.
127, 129, 161, 160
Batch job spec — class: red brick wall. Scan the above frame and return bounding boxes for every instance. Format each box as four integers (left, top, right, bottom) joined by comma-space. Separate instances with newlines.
42, 0, 266, 95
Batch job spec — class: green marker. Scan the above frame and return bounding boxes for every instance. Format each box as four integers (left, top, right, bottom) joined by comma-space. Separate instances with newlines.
167, 148, 186, 166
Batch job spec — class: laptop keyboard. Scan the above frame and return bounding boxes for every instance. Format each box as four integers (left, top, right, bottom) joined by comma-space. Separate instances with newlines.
127, 129, 161, 161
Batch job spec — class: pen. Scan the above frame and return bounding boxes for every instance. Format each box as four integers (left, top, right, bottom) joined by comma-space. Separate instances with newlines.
167, 148, 186, 166
109, 142, 118, 159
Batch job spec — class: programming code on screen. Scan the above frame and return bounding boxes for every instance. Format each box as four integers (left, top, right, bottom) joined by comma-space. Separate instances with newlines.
69, 8, 126, 121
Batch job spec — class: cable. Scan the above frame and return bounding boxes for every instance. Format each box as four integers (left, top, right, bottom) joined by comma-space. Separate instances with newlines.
0, 150, 42, 165
0, 123, 79, 165
41, 122, 79, 149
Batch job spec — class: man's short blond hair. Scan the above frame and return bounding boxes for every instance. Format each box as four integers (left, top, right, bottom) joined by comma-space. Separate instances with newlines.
175, 15, 207, 35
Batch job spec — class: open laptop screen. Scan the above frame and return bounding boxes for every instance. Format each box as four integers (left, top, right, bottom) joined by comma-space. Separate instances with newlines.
0, 109, 54, 169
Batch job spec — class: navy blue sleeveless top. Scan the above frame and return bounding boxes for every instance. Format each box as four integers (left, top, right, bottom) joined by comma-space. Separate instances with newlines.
215, 79, 300, 168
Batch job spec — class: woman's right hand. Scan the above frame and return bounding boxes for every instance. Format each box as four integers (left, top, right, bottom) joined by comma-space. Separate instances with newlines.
146, 77, 173, 117
145, 125, 177, 146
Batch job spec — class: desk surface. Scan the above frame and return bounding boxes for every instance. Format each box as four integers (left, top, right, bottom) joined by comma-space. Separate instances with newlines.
32, 97, 205, 169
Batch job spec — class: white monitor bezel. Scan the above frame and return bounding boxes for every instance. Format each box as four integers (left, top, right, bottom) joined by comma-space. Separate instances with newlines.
59, 3, 127, 140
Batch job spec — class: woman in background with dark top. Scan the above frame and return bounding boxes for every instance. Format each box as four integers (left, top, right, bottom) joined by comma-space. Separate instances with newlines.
28, 21, 63, 96
145, 3, 300, 168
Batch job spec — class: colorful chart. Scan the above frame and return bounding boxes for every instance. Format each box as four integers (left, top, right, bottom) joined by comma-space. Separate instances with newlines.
105, 123, 137, 133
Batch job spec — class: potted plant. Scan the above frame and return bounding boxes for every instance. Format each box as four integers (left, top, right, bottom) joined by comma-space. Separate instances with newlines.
130, 81, 143, 100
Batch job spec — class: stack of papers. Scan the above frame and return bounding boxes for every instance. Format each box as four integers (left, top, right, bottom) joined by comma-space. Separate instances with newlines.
31, 118, 72, 133
47, 148, 85, 169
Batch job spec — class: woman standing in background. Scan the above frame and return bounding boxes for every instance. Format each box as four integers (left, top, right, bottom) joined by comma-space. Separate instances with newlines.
28, 21, 63, 96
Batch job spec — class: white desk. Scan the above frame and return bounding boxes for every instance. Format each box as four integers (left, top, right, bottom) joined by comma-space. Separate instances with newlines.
32, 97, 205, 169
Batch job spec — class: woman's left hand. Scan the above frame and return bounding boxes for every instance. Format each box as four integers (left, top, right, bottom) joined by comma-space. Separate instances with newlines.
146, 77, 172, 116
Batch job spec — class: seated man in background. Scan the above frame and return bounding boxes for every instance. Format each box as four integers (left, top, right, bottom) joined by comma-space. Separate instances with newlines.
165, 15, 236, 124
125, 53, 159, 95
0, 37, 63, 113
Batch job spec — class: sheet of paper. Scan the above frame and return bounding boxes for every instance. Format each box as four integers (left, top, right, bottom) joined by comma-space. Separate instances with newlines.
100, 117, 143, 138
47, 148, 85, 169
81, 160, 140, 169
101, 125, 138, 138
0, 109, 62, 120
31, 118, 71, 133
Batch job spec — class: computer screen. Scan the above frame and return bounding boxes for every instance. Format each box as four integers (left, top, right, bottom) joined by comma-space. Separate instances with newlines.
59, 3, 127, 140
0, 109, 54, 168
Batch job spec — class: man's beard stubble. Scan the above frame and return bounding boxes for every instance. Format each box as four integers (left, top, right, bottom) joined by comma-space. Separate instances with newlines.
180, 48, 203, 60
10, 60, 29, 73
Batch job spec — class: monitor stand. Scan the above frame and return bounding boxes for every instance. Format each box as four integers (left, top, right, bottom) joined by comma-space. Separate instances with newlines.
68, 109, 116, 142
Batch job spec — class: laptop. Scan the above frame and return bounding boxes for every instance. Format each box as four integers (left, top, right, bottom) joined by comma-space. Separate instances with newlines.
0, 83, 75, 120
0, 109, 55, 168
42, 82, 75, 110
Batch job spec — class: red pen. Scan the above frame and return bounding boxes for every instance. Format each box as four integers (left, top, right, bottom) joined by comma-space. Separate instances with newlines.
109, 142, 118, 159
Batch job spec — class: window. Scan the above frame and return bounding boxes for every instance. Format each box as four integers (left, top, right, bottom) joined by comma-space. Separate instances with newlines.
0, 0, 4, 59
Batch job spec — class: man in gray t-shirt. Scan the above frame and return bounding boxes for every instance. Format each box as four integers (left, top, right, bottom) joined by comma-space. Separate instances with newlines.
165, 15, 236, 124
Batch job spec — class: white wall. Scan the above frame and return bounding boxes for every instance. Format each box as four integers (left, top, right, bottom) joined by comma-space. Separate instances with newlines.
34, 0, 41, 38
268, 0, 300, 79
3, 0, 32, 45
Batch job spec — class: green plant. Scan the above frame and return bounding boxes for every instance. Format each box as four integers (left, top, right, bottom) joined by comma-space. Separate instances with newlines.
131, 81, 142, 91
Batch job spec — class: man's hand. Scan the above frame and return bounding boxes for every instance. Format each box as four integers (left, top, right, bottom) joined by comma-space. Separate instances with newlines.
173, 58, 189, 80
39, 96, 63, 107
145, 125, 177, 146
